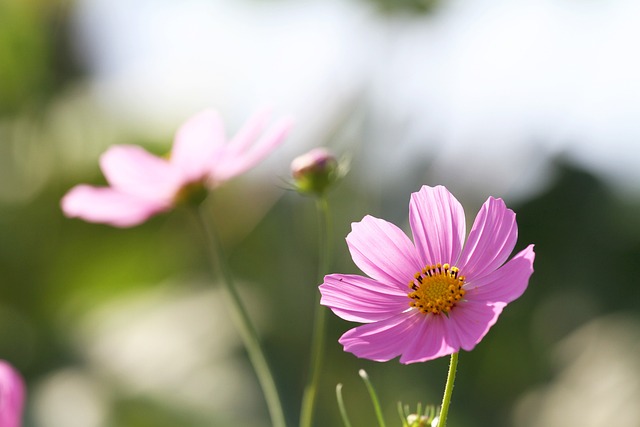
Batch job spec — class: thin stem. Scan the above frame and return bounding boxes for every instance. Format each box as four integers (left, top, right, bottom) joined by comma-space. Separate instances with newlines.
299, 196, 332, 427
359, 369, 387, 427
437, 352, 459, 427
194, 203, 287, 427
336, 384, 354, 427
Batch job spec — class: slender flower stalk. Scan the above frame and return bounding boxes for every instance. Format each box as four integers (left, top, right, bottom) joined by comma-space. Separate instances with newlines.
194, 202, 287, 427
299, 196, 332, 427
437, 352, 459, 427
335, 384, 354, 427
359, 369, 387, 427
60, 108, 293, 426
293, 148, 338, 427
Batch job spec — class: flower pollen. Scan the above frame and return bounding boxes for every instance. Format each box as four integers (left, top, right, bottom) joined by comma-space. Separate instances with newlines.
408, 263, 466, 315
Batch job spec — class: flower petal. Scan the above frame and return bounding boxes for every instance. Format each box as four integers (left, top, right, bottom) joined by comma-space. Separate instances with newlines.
398, 314, 455, 363
445, 300, 505, 352
339, 311, 423, 362
346, 215, 422, 291
0, 361, 25, 427
213, 115, 293, 182
409, 185, 466, 267
172, 109, 226, 181
320, 274, 409, 323
464, 245, 535, 304
61, 185, 168, 227
457, 197, 518, 281
223, 110, 271, 157
100, 145, 182, 200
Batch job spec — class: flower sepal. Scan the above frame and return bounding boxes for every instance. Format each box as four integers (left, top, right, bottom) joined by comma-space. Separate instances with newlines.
173, 180, 209, 207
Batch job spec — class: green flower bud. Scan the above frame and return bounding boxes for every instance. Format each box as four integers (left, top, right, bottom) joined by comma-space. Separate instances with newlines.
291, 148, 338, 196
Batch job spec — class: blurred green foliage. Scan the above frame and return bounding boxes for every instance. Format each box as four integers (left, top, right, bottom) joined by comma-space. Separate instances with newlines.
366, 0, 440, 15
0, 0, 77, 114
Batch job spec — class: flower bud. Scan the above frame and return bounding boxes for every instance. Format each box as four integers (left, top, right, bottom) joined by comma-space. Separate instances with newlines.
407, 413, 431, 427
291, 148, 338, 196
0, 361, 25, 427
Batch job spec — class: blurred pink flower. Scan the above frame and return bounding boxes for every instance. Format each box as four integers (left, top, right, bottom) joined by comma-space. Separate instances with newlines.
62, 109, 292, 227
0, 361, 25, 427
320, 185, 535, 364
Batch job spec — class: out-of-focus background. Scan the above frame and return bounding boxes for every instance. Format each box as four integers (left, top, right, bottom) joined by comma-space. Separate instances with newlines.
2, 0, 640, 426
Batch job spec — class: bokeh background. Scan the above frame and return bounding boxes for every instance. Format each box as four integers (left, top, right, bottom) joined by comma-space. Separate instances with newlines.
2, 0, 640, 426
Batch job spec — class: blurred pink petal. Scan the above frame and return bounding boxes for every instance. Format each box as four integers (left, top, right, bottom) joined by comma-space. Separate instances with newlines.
61, 185, 168, 227
225, 110, 271, 156
213, 115, 293, 182
62, 109, 292, 227
171, 109, 225, 182
320, 185, 535, 364
100, 145, 182, 200
0, 361, 25, 427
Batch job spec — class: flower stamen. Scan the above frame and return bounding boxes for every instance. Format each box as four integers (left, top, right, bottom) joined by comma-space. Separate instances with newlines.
408, 263, 466, 315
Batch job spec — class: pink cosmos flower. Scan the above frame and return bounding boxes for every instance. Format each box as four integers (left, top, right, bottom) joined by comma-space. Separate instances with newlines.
320, 185, 535, 364
62, 109, 292, 227
0, 361, 25, 427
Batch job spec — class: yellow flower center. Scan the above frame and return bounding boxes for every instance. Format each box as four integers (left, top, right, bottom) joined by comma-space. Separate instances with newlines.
408, 263, 466, 315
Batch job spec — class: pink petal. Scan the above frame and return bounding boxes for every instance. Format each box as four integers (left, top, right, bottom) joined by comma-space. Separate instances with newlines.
320, 274, 409, 323
100, 145, 182, 201
0, 361, 25, 427
398, 303, 503, 364
171, 109, 226, 182
224, 109, 271, 157
61, 185, 169, 227
346, 215, 422, 291
398, 315, 455, 363
409, 186, 466, 267
464, 245, 535, 304
213, 115, 293, 182
339, 311, 423, 362
457, 197, 518, 281
445, 300, 505, 352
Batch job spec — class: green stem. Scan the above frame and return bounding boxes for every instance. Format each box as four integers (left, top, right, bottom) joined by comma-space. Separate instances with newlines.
194, 203, 287, 427
336, 384, 354, 427
299, 197, 332, 427
359, 369, 387, 427
438, 352, 459, 427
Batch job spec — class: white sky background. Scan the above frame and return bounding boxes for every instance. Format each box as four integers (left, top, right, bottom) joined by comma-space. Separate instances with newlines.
72, 0, 640, 199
